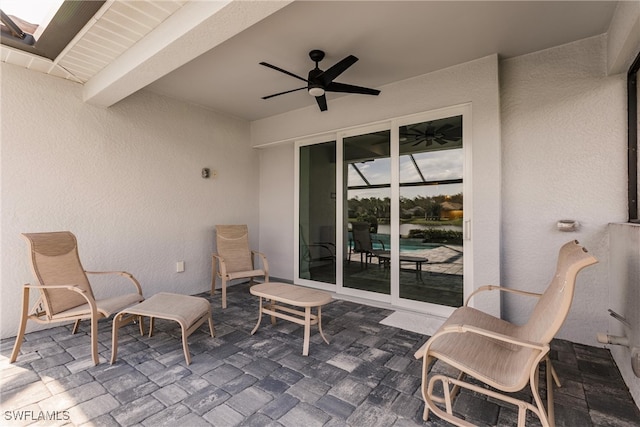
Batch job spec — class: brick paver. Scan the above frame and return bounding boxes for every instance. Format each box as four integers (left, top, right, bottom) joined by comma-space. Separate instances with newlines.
1, 282, 638, 426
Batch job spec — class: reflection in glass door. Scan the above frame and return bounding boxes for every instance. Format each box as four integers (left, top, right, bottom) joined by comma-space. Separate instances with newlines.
343, 130, 391, 295
297, 109, 467, 311
299, 141, 336, 284
398, 116, 464, 307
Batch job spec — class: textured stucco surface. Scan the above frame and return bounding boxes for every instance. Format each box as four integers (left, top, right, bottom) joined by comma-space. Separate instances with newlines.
1, 63, 258, 338
500, 35, 627, 344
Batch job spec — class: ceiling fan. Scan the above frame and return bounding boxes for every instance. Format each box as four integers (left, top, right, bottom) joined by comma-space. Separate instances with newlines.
260, 49, 380, 112
400, 121, 462, 147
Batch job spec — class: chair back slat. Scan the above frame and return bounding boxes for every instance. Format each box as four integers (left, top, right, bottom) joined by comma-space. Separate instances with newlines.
23, 232, 94, 316
520, 240, 598, 344
351, 222, 373, 252
216, 225, 253, 273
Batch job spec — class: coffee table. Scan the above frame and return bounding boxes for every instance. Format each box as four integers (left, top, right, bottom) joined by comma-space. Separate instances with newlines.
111, 292, 214, 365
376, 253, 428, 282
250, 282, 332, 356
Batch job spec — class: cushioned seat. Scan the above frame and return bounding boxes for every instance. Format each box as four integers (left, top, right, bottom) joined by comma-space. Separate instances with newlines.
10, 231, 144, 365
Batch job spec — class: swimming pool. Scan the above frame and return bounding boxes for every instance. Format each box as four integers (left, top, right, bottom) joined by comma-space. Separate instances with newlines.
370, 235, 441, 252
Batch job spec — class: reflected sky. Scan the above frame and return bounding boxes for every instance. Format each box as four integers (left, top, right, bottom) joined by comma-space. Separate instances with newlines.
348, 148, 463, 199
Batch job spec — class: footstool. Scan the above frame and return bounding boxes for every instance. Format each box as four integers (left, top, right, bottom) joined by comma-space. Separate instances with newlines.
111, 292, 214, 365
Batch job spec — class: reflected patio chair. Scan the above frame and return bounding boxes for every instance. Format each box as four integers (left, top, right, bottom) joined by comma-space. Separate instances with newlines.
414, 240, 597, 427
212, 225, 268, 309
300, 224, 335, 267
11, 232, 144, 365
348, 222, 389, 266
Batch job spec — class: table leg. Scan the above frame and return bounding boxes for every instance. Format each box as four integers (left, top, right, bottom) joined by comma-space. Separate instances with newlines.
149, 317, 155, 338
251, 296, 263, 335
303, 307, 311, 356
317, 306, 329, 345
181, 324, 191, 365
417, 261, 424, 282
138, 315, 144, 336
270, 298, 277, 325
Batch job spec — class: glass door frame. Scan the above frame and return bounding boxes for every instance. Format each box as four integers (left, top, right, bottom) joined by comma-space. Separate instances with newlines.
294, 134, 339, 293
294, 103, 472, 316
338, 121, 394, 304
392, 105, 472, 317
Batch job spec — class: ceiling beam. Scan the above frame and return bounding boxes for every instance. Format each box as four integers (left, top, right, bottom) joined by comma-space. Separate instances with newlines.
83, 0, 293, 107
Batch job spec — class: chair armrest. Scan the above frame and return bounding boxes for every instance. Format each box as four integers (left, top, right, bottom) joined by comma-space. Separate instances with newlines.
315, 241, 336, 249
212, 253, 227, 276
251, 251, 269, 272
414, 322, 547, 360
22, 283, 98, 319
375, 239, 386, 251
309, 243, 336, 257
24, 283, 87, 292
443, 323, 548, 351
85, 271, 143, 296
464, 284, 542, 306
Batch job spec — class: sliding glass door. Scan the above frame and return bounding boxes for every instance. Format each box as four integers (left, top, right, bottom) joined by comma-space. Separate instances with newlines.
397, 115, 464, 307
343, 129, 391, 296
299, 141, 336, 284
297, 107, 468, 312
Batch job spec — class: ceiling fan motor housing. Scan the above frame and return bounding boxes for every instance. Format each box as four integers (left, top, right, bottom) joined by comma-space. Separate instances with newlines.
307, 68, 325, 96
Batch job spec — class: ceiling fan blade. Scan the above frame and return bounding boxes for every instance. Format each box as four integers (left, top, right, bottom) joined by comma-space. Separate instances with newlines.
262, 86, 307, 100
259, 62, 308, 83
437, 123, 454, 132
319, 55, 358, 84
326, 82, 380, 95
315, 94, 328, 111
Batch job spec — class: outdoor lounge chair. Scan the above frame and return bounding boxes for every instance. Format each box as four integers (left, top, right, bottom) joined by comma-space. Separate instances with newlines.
414, 240, 597, 427
11, 231, 144, 365
212, 224, 269, 309
348, 221, 389, 266
300, 224, 336, 267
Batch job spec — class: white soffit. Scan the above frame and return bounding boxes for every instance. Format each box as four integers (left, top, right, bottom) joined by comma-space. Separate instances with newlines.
82, 0, 293, 107
1, 1, 188, 83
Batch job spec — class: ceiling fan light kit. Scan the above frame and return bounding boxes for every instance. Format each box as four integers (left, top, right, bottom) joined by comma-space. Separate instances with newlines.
308, 85, 325, 97
260, 49, 380, 111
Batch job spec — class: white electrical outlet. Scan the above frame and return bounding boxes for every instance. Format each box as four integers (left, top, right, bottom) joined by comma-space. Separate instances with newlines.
176, 261, 185, 272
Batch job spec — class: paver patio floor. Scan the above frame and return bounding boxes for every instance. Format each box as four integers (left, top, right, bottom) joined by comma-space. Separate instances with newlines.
1, 282, 638, 426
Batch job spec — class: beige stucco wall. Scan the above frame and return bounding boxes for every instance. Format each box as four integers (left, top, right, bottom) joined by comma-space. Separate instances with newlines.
500, 35, 626, 344
0, 62, 257, 338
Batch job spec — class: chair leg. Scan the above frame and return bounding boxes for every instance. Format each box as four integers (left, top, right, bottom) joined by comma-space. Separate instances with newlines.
90, 316, 99, 365
546, 356, 556, 427
208, 312, 215, 338
530, 364, 551, 427
211, 256, 218, 295
10, 287, 30, 363
221, 277, 227, 309
72, 319, 81, 334
421, 355, 433, 421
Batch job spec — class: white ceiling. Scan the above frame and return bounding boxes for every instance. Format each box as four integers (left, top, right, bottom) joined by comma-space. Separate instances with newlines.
1, 1, 619, 121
